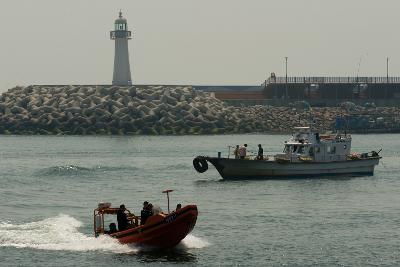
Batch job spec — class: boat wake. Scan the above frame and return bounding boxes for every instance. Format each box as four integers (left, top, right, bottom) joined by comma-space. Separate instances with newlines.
0, 214, 208, 253
0, 214, 134, 253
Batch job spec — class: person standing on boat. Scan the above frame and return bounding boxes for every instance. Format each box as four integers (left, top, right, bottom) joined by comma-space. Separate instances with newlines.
141, 201, 153, 225
257, 144, 264, 160
117, 204, 129, 231
239, 144, 247, 159
140, 201, 149, 225
234, 145, 240, 159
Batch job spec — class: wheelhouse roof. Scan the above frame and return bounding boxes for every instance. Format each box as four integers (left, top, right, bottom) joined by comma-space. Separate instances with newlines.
95, 207, 131, 215
285, 142, 311, 145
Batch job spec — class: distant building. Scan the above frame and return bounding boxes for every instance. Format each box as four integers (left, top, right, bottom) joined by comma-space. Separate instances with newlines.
110, 11, 132, 85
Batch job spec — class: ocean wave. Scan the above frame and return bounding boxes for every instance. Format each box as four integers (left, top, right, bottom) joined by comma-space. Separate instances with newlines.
0, 214, 208, 253
35, 165, 138, 177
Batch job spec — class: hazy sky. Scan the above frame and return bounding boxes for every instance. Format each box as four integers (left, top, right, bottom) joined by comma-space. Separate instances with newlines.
1, 0, 400, 91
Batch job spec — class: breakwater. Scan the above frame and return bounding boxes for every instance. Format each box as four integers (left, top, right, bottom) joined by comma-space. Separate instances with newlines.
0, 85, 399, 135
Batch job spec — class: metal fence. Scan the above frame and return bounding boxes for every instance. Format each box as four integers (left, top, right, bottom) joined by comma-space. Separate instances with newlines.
265, 77, 400, 85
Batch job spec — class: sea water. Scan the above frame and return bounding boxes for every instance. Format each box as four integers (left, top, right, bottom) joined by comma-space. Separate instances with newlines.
0, 134, 399, 266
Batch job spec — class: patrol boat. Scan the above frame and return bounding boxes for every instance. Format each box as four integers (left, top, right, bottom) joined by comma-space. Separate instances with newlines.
193, 127, 381, 179
93, 190, 198, 249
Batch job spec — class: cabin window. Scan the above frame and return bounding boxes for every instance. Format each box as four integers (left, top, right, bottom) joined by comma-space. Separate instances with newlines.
284, 145, 290, 153
309, 147, 314, 156
298, 146, 304, 154
344, 144, 347, 149
327, 145, 336, 154
316, 147, 320, 153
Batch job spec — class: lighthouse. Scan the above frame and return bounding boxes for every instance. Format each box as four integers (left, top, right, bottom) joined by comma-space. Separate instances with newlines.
110, 11, 132, 85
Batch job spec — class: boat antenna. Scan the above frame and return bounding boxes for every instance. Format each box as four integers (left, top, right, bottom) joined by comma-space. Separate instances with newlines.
162, 189, 173, 213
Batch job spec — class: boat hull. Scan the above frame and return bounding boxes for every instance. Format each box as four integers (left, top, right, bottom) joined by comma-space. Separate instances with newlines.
206, 157, 380, 180
110, 205, 198, 249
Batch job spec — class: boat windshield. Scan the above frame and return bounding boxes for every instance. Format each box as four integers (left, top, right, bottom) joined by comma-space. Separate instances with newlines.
284, 145, 305, 154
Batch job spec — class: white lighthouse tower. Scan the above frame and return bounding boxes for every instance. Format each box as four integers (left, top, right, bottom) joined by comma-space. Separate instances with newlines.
110, 11, 132, 85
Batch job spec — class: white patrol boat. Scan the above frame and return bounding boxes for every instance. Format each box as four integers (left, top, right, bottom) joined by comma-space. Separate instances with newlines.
193, 127, 381, 179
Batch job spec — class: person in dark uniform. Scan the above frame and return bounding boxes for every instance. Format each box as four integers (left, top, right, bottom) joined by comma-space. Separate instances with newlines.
257, 144, 264, 160
176, 203, 182, 211
108, 223, 117, 234
117, 204, 129, 231
140, 201, 151, 225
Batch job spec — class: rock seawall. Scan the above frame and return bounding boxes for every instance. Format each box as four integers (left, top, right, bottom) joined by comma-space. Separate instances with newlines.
0, 85, 398, 135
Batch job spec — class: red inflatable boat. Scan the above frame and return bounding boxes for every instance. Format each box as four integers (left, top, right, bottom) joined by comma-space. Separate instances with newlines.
93, 190, 198, 249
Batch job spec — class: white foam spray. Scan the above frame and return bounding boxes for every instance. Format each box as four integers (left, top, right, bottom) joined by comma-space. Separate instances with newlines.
0, 214, 209, 253
0, 214, 135, 253
180, 234, 210, 249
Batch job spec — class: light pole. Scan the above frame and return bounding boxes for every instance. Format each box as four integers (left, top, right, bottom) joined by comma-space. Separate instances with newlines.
285, 56, 288, 99
386, 57, 389, 99
386, 57, 389, 82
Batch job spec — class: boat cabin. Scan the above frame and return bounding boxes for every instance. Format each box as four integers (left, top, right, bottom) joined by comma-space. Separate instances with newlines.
275, 127, 352, 163
93, 202, 141, 236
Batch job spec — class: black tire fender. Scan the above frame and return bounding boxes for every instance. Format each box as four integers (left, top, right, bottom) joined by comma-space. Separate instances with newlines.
193, 156, 208, 173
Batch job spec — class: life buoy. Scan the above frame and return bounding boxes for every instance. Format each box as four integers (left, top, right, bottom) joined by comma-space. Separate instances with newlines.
193, 156, 208, 173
